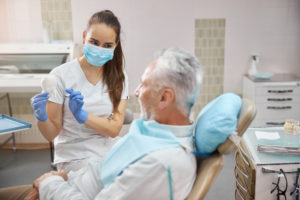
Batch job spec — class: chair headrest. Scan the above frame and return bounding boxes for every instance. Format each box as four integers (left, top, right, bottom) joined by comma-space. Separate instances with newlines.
194, 93, 242, 156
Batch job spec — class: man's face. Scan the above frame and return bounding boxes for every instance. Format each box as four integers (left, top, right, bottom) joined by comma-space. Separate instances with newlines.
135, 61, 159, 120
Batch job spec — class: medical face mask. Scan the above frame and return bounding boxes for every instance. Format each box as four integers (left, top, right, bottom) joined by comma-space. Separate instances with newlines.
83, 43, 114, 67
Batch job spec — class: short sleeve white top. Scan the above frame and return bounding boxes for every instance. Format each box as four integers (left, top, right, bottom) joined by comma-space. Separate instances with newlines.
48, 59, 128, 164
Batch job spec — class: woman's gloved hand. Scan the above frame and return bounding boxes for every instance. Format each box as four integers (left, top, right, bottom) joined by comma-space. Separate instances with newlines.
65, 89, 88, 124
30, 92, 49, 122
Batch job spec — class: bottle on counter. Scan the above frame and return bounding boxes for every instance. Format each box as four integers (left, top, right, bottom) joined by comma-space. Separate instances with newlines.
248, 55, 258, 76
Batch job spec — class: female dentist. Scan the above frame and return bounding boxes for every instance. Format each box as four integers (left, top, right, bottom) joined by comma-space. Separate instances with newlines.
30, 10, 128, 172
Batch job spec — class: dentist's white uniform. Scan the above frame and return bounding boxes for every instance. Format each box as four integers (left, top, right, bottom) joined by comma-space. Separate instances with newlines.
48, 59, 128, 172
38, 125, 196, 200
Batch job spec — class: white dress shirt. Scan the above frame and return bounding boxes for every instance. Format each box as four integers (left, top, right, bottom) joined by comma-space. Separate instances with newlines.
39, 124, 196, 200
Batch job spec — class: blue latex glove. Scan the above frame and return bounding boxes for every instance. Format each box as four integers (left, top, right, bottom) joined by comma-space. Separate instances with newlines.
30, 92, 49, 122
65, 89, 88, 124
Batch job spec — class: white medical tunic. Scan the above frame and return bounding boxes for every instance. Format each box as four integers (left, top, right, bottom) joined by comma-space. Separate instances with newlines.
39, 124, 196, 200
48, 59, 128, 166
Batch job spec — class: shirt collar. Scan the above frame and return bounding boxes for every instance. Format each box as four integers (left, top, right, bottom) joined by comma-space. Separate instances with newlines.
160, 123, 194, 152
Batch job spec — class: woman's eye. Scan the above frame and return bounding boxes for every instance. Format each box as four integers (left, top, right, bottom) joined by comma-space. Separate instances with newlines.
104, 44, 113, 48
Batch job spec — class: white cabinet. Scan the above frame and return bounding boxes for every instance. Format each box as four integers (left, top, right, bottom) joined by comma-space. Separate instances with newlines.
243, 74, 300, 127
235, 128, 300, 200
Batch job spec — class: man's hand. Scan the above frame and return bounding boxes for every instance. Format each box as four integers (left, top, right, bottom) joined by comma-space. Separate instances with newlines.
24, 188, 39, 200
33, 170, 68, 189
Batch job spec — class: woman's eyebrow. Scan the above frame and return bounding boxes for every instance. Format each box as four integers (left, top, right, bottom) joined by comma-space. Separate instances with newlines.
104, 42, 115, 45
90, 38, 99, 43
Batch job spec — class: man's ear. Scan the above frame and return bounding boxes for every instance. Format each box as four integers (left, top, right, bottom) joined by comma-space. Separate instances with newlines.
159, 88, 174, 110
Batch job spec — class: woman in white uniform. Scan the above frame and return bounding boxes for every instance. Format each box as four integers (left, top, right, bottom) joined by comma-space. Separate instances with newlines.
30, 10, 128, 172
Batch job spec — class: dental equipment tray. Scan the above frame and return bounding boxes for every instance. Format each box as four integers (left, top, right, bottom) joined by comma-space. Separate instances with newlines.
0, 114, 31, 135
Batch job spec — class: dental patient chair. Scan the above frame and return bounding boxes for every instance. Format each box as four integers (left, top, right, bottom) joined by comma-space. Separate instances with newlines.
187, 98, 256, 200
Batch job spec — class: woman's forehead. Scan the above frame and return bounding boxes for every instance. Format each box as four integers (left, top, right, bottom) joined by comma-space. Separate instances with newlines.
87, 23, 116, 43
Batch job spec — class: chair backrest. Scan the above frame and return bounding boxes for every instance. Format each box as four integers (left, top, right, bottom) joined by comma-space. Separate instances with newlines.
186, 98, 256, 200
186, 151, 223, 200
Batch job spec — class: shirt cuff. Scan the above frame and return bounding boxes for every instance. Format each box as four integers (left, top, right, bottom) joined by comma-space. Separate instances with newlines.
39, 175, 65, 190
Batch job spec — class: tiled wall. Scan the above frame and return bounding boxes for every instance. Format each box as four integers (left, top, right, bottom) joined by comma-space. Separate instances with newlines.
192, 19, 226, 116
127, 95, 140, 113
40, 0, 73, 41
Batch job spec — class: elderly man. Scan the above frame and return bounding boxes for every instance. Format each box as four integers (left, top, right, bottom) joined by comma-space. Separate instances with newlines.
0, 47, 203, 200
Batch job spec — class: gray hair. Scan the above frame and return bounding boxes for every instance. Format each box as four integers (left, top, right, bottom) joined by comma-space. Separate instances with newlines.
152, 48, 203, 116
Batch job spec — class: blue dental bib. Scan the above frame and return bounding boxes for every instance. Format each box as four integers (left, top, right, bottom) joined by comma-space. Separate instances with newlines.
101, 119, 181, 187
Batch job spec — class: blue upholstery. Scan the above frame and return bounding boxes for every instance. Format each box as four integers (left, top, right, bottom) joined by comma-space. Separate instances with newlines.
194, 93, 242, 155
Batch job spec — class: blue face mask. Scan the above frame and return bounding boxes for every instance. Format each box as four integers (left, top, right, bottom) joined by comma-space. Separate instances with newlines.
83, 43, 114, 67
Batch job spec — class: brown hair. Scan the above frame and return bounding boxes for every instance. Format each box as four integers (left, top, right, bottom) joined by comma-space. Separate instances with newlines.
87, 10, 125, 112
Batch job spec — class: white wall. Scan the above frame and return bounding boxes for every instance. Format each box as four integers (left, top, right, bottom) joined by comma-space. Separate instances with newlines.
0, 0, 43, 43
0, 0, 299, 94
72, 0, 300, 95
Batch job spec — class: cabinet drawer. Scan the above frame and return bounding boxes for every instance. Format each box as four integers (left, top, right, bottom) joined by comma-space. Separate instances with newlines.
234, 164, 255, 195
255, 103, 300, 120
255, 85, 300, 96
234, 141, 256, 198
255, 165, 300, 200
235, 189, 253, 200
254, 94, 300, 104
235, 189, 244, 200
238, 142, 256, 176
235, 150, 256, 194
252, 119, 286, 127
235, 179, 254, 200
